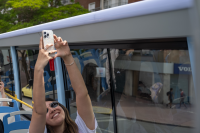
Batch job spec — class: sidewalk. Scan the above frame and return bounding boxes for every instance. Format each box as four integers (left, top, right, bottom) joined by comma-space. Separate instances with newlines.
91, 92, 195, 128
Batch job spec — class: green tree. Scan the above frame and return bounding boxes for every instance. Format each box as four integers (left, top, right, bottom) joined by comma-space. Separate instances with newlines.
5, 0, 49, 23
0, 0, 90, 84
0, 20, 11, 33
0, 0, 8, 13
7, 22, 35, 32
32, 3, 89, 24
0, 0, 89, 33
49, 0, 62, 7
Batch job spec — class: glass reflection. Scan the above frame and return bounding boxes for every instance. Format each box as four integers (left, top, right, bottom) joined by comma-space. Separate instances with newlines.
67, 49, 114, 133
17, 49, 57, 111
0, 49, 14, 97
112, 49, 195, 133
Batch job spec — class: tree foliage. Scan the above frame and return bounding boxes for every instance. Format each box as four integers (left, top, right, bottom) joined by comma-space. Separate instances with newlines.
32, 3, 89, 24
0, 20, 11, 33
0, 0, 89, 84
6, 0, 49, 10
0, 0, 90, 34
0, 0, 8, 13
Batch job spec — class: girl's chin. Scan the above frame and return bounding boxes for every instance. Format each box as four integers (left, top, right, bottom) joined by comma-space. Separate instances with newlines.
50, 118, 65, 126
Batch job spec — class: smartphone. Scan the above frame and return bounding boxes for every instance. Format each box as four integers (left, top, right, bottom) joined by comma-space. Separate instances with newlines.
42, 30, 55, 57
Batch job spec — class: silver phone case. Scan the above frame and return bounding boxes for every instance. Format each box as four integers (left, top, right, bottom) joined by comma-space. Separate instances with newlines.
42, 30, 55, 57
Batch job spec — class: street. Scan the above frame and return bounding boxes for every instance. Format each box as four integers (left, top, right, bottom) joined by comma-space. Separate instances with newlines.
22, 96, 195, 133
71, 106, 194, 133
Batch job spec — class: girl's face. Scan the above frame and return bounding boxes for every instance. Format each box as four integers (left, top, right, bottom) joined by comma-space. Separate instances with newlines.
45, 101, 65, 126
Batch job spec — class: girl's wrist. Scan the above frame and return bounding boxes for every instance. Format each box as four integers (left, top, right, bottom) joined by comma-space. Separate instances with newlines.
34, 65, 44, 73
63, 54, 74, 64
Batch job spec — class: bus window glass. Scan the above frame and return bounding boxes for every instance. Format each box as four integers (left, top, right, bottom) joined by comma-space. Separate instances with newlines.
112, 49, 195, 133
0, 49, 15, 97
66, 49, 114, 133
17, 49, 57, 111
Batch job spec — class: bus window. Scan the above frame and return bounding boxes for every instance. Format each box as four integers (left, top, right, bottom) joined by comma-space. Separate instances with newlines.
113, 49, 195, 133
17, 49, 57, 111
0, 49, 15, 98
64, 49, 114, 133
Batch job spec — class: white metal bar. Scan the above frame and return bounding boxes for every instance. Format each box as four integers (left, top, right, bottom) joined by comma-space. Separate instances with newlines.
10, 111, 32, 116
0, 98, 12, 102
0, 0, 192, 40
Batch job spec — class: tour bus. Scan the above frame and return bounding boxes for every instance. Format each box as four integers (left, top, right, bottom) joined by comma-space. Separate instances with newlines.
0, 0, 200, 132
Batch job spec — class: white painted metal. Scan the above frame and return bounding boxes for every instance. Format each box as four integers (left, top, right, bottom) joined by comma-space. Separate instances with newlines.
0, 0, 192, 40
10, 129, 29, 133
0, 98, 12, 102
10, 111, 32, 116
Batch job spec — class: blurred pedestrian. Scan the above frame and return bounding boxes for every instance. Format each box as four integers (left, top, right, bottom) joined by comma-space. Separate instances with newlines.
179, 89, 187, 108
150, 82, 163, 103
166, 88, 174, 108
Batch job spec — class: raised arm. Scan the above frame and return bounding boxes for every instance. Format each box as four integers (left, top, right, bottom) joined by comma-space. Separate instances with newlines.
0, 82, 9, 106
54, 35, 95, 130
29, 37, 56, 133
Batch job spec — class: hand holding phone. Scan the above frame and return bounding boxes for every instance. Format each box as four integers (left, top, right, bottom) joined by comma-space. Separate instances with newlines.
42, 30, 55, 57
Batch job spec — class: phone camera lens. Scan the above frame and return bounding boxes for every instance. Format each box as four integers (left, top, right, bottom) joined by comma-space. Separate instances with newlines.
44, 32, 46, 34
47, 33, 49, 36
44, 35, 46, 38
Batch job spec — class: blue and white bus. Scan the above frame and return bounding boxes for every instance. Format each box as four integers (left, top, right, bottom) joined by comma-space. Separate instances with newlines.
0, 0, 200, 132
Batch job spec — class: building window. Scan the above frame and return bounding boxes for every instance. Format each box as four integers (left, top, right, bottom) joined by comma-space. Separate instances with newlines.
89, 2, 95, 12
62, 0, 69, 5
104, 0, 111, 9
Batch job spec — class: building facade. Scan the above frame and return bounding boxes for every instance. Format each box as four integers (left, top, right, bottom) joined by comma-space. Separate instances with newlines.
75, 0, 142, 11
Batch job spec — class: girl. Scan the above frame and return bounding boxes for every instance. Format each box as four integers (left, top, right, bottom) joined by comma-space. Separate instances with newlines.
29, 35, 97, 133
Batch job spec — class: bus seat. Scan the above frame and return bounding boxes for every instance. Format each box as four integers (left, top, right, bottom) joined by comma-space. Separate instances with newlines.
3, 111, 32, 133
71, 51, 83, 73
0, 99, 20, 124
